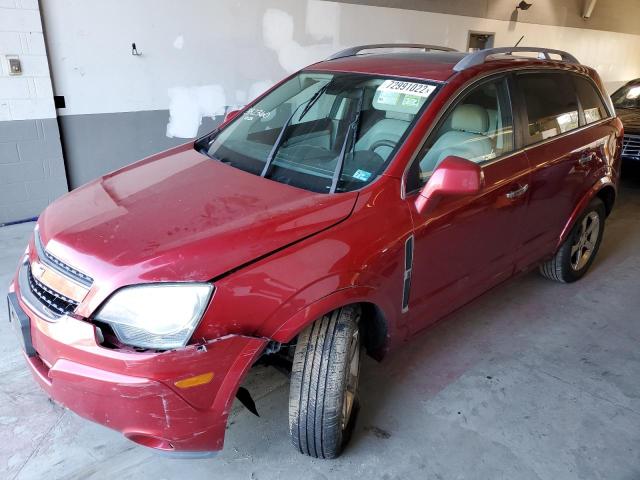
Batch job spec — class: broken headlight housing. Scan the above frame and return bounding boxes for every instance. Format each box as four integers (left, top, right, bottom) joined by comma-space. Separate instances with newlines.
95, 283, 213, 350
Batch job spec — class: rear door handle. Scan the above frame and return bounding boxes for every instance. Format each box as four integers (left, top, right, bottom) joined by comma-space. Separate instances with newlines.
579, 152, 596, 165
505, 184, 529, 199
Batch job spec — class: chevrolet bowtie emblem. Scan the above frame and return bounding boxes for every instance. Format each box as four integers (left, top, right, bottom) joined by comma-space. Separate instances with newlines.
31, 259, 89, 304
32, 262, 46, 278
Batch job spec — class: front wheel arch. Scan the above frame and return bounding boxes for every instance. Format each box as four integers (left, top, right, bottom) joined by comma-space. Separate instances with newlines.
596, 184, 616, 217
266, 292, 392, 361
358, 302, 388, 361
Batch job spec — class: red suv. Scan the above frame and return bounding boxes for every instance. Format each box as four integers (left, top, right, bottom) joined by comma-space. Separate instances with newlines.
8, 45, 622, 459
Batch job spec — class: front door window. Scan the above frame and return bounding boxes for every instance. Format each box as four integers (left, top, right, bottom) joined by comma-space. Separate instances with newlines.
417, 78, 515, 183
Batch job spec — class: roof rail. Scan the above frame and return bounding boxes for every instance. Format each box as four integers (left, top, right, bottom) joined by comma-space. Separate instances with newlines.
453, 47, 580, 72
327, 44, 457, 61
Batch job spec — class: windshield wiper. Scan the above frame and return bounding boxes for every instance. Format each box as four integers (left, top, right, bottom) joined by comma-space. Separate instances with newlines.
261, 83, 331, 178
260, 105, 302, 177
299, 83, 330, 122
195, 127, 221, 157
329, 89, 365, 193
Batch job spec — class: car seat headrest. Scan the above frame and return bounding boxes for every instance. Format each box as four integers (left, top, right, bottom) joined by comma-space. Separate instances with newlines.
451, 104, 489, 134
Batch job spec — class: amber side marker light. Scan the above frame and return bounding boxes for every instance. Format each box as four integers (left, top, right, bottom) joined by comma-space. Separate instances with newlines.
174, 372, 214, 389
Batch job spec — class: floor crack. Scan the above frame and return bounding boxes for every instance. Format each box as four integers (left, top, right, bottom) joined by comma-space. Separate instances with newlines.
518, 360, 640, 418
11, 408, 66, 480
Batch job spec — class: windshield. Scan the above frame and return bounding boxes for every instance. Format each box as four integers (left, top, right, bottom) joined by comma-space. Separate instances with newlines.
200, 72, 438, 193
612, 83, 640, 109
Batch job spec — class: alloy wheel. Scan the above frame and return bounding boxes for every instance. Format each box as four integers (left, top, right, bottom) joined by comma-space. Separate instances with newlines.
341, 328, 361, 431
570, 212, 600, 271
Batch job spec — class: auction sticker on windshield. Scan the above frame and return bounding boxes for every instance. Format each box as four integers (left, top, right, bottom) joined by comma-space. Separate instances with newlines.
378, 80, 436, 98
375, 80, 436, 114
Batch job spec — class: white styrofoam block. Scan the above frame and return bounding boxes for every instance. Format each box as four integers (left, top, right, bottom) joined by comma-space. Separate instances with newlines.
0, 0, 16, 8
305, 1, 340, 41
0, 7, 42, 32
9, 97, 55, 120
0, 76, 30, 99
0, 32, 22, 55
15, 55, 49, 76
166, 85, 227, 138
33, 76, 53, 98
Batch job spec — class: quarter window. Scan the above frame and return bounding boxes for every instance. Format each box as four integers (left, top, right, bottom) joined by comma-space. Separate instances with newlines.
414, 77, 514, 184
573, 76, 608, 124
517, 73, 579, 144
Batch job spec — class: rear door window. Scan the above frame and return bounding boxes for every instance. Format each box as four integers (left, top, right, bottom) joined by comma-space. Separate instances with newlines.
516, 72, 580, 145
573, 76, 609, 124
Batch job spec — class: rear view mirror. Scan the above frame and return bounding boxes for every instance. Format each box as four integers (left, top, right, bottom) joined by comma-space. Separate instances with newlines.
415, 155, 483, 214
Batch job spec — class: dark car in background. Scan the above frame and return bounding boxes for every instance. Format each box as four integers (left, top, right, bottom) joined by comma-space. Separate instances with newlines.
612, 79, 640, 162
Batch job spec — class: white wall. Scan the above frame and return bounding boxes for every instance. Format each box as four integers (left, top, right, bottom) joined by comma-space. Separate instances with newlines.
0, 0, 56, 120
40, 0, 640, 137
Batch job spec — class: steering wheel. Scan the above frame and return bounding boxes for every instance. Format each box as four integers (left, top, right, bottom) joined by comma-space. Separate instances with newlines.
369, 139, 396, 153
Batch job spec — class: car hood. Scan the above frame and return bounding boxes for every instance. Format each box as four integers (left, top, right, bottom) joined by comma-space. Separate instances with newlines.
38, 144, 357, 304
616, 108, 640, 134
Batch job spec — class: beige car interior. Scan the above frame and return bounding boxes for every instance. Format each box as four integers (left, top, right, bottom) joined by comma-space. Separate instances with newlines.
419, 104, 494, 174
419, 82, 513, 177
355, 86, 428, 160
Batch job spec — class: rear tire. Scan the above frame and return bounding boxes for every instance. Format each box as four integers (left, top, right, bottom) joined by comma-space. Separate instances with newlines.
288, 305, 361, 459
539, 198, 606, 283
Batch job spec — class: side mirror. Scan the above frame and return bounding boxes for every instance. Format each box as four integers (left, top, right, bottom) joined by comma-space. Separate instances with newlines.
224, 108, 242, 123
415, 155, 483, 214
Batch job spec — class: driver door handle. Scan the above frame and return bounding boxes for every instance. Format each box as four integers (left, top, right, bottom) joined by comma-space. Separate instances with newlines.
505, 184, 529, 199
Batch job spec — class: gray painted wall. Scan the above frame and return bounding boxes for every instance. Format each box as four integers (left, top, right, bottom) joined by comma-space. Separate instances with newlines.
59, 111, 221, 188
0, 118, 68, 224
329, 0, 640, 35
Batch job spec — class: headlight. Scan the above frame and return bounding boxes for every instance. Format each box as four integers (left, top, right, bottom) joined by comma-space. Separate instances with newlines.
95, 283, 213, 350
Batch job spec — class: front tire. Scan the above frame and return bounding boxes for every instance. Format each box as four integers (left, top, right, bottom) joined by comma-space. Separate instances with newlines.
288, 305, 361, 459
539, 197, 606, 283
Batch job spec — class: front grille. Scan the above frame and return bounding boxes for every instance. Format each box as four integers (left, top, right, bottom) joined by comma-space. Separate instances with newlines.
35, 232, 93, 287
27, 264, 79, 316
622, 134, 640, 160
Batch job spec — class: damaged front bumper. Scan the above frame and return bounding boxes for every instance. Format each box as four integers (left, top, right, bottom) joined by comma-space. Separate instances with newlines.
8, 264, 267, 456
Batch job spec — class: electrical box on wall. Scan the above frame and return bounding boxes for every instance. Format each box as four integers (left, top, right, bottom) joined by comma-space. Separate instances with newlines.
467, 32, 495, 53
7, 56, 22, 75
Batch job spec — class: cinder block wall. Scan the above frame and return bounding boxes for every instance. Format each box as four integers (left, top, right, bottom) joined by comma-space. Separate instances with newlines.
0, 0, 67, 225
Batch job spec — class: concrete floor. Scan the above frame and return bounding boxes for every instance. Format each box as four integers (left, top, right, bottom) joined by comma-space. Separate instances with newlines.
1, 167, 640, 480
